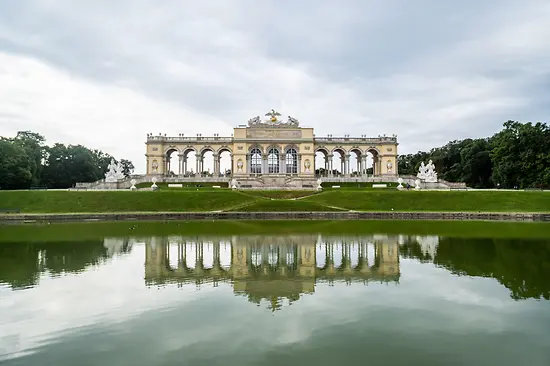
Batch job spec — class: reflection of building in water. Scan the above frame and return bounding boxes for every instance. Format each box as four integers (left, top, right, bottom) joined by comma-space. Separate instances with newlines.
144, 235, 400, 310
103, 238, 134, 257
415, 236, 439, 260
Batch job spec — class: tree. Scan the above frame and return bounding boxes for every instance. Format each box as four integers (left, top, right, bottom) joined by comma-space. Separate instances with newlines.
461, 139, 493, 188
13, 131, 46, 186
119, 159, 135, 177
490, 121, 550, 188
0, 138, 33, 189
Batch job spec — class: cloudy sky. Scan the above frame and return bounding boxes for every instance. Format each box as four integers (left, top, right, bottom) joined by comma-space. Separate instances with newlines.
1, 0, 549, 173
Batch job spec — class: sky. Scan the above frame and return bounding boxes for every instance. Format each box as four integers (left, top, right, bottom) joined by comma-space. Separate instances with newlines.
1, 0, 549, 174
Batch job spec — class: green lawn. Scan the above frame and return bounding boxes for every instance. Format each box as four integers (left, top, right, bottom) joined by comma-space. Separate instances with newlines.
0, 189, 549, 214
1, 220, 549, 242
240, 190, 320, 199
228, 199, 343, 212
303, 190, 550, 212
0, 190, 255, 213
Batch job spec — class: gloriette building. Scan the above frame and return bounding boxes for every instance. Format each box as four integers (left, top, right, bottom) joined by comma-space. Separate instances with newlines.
145, 109, 398, 189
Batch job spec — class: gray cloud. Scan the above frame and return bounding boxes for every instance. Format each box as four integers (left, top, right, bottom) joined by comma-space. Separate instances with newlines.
1, 0, 549, 172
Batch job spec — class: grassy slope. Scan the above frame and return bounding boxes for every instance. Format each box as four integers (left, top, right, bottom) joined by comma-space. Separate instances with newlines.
1, 189, 549, 213
1, 220, 550, 242
0, 191, 256, 213
304, 190, 550, 212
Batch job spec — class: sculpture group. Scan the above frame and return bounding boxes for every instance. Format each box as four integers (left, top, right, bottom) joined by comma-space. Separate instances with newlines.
104, 159, 125, 182
417, 160, 438, 183
248, 109, 300, 127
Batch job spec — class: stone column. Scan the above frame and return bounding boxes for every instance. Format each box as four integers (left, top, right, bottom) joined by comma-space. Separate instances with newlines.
178, 154, 184, 176
298, 154, 302, 175
328, 155, 333, 176
229, 154, 233, 176
345, 154, 350, 176
213, 154, 219, 176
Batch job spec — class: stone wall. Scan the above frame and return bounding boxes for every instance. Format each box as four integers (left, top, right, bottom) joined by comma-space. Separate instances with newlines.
2, 211, 549, 224
76, 174, 465, 190
233, 176, 319, 190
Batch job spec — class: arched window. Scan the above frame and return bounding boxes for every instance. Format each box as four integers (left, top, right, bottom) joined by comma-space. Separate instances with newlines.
251, 148, 262, 174
286, 148, 298, 174
268, 148, 279, 173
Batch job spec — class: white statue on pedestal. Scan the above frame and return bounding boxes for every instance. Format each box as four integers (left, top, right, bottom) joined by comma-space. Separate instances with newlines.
230, 178, 238, 190
416, 160, 438, 183
317, 178, 323, 190
151, 176, 158, 189
105, 159, 125, 182
130, 179, 137, 190
115, 161, 125, 180
414, 179, 421, 190
416, 162, 427, 180
424, 160, 438, 183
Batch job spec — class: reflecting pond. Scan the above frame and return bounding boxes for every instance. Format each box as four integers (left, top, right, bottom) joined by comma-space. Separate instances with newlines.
1, 222, 550, 365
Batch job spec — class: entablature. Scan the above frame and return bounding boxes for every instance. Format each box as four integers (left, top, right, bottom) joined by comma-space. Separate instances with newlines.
313, 136, 397, 145
146, 134, 233, 144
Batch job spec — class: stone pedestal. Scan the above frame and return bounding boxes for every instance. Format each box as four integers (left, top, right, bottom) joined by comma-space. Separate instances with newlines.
233, 175, 318, 190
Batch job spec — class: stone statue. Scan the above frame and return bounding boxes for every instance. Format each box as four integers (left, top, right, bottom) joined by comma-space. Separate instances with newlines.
287, 116, 299, 126
265, 108, 282, 123
248, 116, 261, 126
304, 159, 311, 173
317, 178, 323, 190
130, 179, 137, 190
417, 162, 427, 180
105, 158, 123, 182
397, 177, 404, 189
230, 178, 238, 190
151, 176, 158, 189
115, 161, 125, 180
386, 160, 393, 174
424, 160, 438, 183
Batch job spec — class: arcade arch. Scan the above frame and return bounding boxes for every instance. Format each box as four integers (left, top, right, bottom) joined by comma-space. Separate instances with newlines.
218, 148, 232, 177
331, 148, 347, 176
349, 148, 363, 176
267, 147, 280, 174
365, 148, 380, 176
165, 148, 178, 176
315, 148, 329, 176
250, 147, 262, 175
285, 147, 298, 174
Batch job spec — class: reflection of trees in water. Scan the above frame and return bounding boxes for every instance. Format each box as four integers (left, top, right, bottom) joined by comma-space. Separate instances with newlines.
401, 237, 550, 301
0, 238, 133, 290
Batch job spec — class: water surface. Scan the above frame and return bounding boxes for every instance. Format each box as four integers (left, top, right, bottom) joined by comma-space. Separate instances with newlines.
1, 223, 549, 365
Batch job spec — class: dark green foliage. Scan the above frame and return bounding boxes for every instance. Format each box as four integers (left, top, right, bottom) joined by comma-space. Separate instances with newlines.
398, 120, 549, 188
0, 131, 134, 189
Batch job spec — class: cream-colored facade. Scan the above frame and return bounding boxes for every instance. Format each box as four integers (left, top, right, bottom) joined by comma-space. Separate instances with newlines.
145, 109, 399, 178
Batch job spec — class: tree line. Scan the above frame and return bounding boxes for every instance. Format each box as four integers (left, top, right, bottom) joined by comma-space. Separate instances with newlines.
0, 131, 134, 190
398, 120, 550, 188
